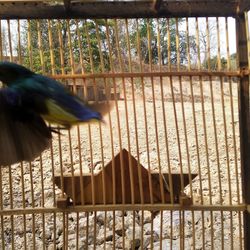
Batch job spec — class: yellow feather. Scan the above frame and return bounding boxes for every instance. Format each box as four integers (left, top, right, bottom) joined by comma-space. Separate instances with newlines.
42, 99, 78, 125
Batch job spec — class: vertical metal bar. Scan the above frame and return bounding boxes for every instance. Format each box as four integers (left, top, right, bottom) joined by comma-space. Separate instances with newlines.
205, 17, 214, 250
65, 213, 69, 249
104, 20, 119, 250
23, 26, 36, 227
147, 16, 162, 203
123, 19, 135, 205
86, 19, 111, 249
167, 18, 171, 71
57, 20, 65, 75
55, 20, 66, 204
185, 18, 196, 250
65, 19, 80, 250
124, 19, 136, 249
151, 18, 166, 204
66, 19, 77, 208
236, 12, 250, 250
83, 19, 98, 249
113, 19, 127, 249
75, 212, 79, 249
0, 20, 2, 60
94, 20, 107, 208
27, 20, 33, 69
205, 17, 213, 206
75, 20, 86, 207
17, 20, 22, 64
216, 17, 222, 70
158, 19, 174, 205
37, 20, 45, 72
167, 18, 173, 250
48, 19, 67, 250
7, 20, 13, 62
0, 169, 5, 250
156, 18, 165, 250
39, 19, 57, 249
146, 18, 156, 249
9, 165, 14, 250
103, 20, 116, 208
6, 19, 15, 249
19, 162, 27, 249
82, 20, 100, 250
136, 19, 154, 205
223, 17, 234, 250
175, 18, 187, 249
83, 20, 96, 207
131, 19, 144, 207
48, 19, 55, 74
248, 13, 250, 69
28, 161, 36, 249
15, 24, 27, 245
112, 19, 126, 208
33, 21, 46, 250
39, 157, 46, 250
216, 17, 225, 250
195, 17, 205, 250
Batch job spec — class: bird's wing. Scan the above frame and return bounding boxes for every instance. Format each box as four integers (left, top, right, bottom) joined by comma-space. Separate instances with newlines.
0, 88, 52, 166
12, 74, 113, 127
15, 75, 103, 126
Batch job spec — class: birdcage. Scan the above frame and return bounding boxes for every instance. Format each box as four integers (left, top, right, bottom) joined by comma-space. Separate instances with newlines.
0, 0, 249, 249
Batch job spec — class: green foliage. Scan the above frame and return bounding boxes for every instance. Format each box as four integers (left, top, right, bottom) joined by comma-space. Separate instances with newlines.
19, 19, 113, 74
202, 54, 237, 70
229, 53, 237, 70
20, 20, 65, 74
129, 18, 196, 66
18, 18, 197, 73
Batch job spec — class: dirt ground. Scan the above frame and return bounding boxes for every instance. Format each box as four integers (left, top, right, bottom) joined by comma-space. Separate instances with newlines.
0, 78, 244, 249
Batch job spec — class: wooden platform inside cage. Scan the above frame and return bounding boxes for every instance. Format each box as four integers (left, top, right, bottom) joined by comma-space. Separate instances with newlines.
54, 149, 197, 207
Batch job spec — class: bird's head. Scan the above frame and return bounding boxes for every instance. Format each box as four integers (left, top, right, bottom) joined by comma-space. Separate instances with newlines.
0, 61, 34, 85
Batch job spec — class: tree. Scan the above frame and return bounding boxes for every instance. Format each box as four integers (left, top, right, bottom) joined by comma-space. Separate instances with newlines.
17, 18, 197, 73
198, 19, 217, 67
129, 18, 196, 67
19, 19, 65, 74
202, 55, 227, 70
19, 19, 113, 74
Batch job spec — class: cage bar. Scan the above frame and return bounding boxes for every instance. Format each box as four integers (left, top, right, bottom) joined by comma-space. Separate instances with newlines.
0, 2, 249, 250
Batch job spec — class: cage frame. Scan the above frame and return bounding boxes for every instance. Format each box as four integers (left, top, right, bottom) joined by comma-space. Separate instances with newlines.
0, 0, 249, 249
0, 0, 249, 19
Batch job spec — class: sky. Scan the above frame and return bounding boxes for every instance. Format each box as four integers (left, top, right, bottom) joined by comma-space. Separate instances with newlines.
223, 12, 249, 54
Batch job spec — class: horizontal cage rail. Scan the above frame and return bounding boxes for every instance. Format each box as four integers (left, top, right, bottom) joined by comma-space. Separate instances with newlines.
0, 204, 246, 216
0, 1, 249, 19
50, 70, 249, 80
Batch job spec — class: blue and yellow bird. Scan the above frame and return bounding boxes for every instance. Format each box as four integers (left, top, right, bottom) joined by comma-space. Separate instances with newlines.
0, 61, 111, 166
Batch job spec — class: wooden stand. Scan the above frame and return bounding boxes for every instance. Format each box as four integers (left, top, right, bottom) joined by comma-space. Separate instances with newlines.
54, 149, 197, 207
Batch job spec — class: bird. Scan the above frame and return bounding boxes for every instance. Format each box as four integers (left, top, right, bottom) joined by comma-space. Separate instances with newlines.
0, 61, 111, 166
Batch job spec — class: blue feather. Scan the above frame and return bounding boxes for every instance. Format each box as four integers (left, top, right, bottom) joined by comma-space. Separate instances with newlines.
0, 61, 109, 165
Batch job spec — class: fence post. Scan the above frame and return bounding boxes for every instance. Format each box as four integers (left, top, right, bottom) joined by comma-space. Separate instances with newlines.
236, 12, 250, 250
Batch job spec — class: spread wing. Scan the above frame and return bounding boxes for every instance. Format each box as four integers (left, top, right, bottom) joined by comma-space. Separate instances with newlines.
0, 89, 52, 166
15, 75, 103, 127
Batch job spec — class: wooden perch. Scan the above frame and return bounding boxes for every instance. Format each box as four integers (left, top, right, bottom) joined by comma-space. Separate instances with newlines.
63, 0, 71, 11
153, 0, 163, 12
0, 1, 249, 19
54, 149, 197, 207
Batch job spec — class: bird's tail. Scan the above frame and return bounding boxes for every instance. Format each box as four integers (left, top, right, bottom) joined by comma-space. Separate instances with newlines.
87, 101, 115, 122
